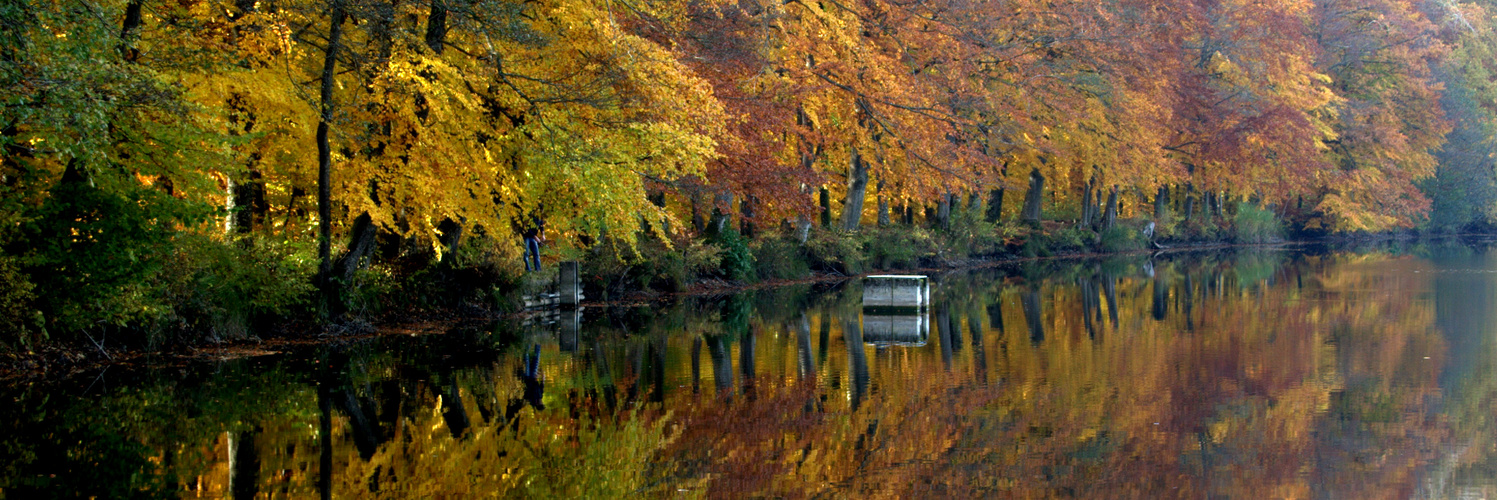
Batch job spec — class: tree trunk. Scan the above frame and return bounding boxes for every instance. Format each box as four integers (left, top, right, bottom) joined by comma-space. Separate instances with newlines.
739, 196, 755, 238
437, 217, 462, 264
819, 187, 832, 228
985, 187, 1005, 223
225, 176, 236, 234
119, 0, 144, 62
1103, 185, 1119, 231
691, 190, 706, 233
334, 213, 378, 287
839, 149, 869, 231
316, 0, 348, 311
1205, 191, 1217, 221
936, 191, 952, 229
876, 178, 890, 227
424, 0, 449, 54
233, 170, 266, 234
710, 190, 734, 235
1021, 168, 1044, 223
1154, 185, 1169, 221
1182, 185, 1195, 222
1081, 180, 1095, 228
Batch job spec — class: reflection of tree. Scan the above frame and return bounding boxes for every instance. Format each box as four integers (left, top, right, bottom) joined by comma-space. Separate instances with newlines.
1, 249, 1478, 497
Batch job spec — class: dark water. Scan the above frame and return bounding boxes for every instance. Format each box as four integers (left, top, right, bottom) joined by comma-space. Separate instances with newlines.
6, 242, 1497, 498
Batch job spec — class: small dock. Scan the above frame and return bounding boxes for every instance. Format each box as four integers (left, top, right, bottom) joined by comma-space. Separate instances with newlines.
861, 275, 930, 346
862, 275, 930, 311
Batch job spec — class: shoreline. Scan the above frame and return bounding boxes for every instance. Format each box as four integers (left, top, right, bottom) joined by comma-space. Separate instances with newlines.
3, 233, 1488, 384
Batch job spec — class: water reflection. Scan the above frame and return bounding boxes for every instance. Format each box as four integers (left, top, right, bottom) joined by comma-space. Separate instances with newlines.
8, 242, 1497, 497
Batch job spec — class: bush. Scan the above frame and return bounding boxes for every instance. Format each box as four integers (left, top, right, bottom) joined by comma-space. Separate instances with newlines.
1048, 226, 1092, 252
1098, 225, 1143, 253
710, 228, 755, 282
0, 257, 41, 348
867, 227, 928, 269
15, 181, 198, 337
1233, 202, 1285, 244
943, 209, 1003, 258
751, 237, 810, 281
805, 229, 866, 275
160, 235, 317, 342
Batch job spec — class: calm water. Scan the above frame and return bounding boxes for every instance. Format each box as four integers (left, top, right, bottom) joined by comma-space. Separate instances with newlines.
6, 242, 1497, 498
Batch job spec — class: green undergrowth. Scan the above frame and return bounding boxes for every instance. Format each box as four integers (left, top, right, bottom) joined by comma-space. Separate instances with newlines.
1, 205, 1294, 354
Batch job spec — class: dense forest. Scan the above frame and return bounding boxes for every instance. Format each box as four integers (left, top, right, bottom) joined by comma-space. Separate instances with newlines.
3, 0, 1497, 346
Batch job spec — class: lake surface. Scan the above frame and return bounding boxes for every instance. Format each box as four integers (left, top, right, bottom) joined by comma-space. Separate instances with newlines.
6, 241, 1497, 498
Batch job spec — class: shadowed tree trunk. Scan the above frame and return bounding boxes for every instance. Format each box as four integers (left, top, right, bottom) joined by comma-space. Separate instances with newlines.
986, 186, 1005, 222
840, 149, 869, 231
119, 0, 144, 62
1183, 185, 1196, 222
437, 217, 462, 264
876, 177, 890, 227
1021, 168, 1044, 223
425, 0, 448, 54
1081, 179, 1096, 228
739, 196, 755, 238
316, 0, 348, 314
710, 190, 734, 235
819, 187, 832, 228
691, 190, 707, 233
936, 191, 952, 229
1103, 185, 1119, 231
1154, 186, 1169, 221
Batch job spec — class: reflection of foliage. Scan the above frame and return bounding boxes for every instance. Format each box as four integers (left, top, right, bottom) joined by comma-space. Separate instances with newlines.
1231, 250, 1286, 288
720, 294, 752, 341
3, 246, 1486, 497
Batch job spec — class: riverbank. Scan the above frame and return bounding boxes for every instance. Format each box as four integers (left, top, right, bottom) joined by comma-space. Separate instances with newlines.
2, 214, 1483, 384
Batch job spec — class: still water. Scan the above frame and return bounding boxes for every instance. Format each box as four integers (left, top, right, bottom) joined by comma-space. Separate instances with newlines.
6, 242, 1497, 498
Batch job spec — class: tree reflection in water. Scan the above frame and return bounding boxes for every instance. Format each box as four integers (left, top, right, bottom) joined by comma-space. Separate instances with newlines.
5, 244, 1497, 497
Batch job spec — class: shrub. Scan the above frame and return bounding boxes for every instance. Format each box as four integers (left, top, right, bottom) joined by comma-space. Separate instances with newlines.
867, 227, 927, 269
710, 228, 755, 282
943, 209, 1003, 258
1049, 226, 1093, 252
751, 237, 810, 281
805, 229, 866, 275
0, 257, 41, 348
160, 235, 317, 342
1098, 225, 1143, 253
1233, 202, 1285, 244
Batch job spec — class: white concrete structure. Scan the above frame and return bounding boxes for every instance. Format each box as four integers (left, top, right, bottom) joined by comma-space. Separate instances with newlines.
559, 261, 580, 307
862, 275, 930, 309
